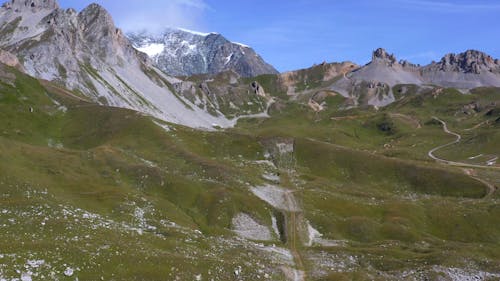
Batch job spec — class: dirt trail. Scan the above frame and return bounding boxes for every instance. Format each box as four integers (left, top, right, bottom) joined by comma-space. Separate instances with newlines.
389, 113, 422, 129
40, 79, 91, 102
284, 189, 306, 281
330, 113, 375, 121
464, 119, 492, 131
428, 117, 500, 170
429, 117, 498, 197
463, 169, 497, 198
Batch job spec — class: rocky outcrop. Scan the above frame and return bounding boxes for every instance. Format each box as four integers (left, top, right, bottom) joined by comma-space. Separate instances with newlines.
372, 48, 397, 66
2, 0, 59, 12
0, 0, 238, 129
426, 50, 499, 74
251, 81, 266, 97
0, 49, 24, 71
171, 70, 270, 119
280, 61, 357, 96
331, 48, 500, 107
331, 48, 422, 107
421, 50, 500, 89
127, 28, 278, 78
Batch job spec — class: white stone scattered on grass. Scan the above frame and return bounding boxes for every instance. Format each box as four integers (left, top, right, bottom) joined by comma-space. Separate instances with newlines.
234, 266, 242, 276
26, 259, 45, 268
20, 272, 32, 281
64, 267, 74, 277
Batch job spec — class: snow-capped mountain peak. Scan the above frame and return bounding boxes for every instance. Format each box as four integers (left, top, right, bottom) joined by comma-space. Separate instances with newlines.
177, 27, 218, 37
136, 43, 165, 57
0, 0, 241, 129
127, 28, 278, 77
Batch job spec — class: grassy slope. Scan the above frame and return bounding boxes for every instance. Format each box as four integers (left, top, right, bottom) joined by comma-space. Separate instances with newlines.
1, 62, 499, 280
233, 84, 500, 279
0, 66, 289, 280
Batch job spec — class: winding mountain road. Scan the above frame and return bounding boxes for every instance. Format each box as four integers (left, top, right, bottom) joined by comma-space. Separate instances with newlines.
428, 117, 462, 163
428, 117, 498, 196
428, 117, 499, 170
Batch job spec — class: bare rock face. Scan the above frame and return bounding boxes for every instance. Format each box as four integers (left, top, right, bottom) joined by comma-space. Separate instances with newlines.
171, 70, 271, 119
0, 49, 24, 71
251, 81, 266, 97
421, 50, 500, 88
0, 0, 240, 129
372, 48, 397, 66
426, 50, 499, 74
2, 0, 59, 12
332, 48, 500, 107
331, 48, 422, 107
127, 29, 278, 78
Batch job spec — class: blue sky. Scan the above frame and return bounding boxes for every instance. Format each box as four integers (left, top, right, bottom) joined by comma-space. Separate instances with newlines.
59, 0, 500, 72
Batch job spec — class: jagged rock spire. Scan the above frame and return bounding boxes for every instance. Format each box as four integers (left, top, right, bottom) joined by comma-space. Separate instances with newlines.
2, 0, 59, 12
437, 49, 499, 74
372, 48, 397, 66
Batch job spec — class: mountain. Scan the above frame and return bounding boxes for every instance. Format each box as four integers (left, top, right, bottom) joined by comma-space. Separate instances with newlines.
0, 0, 247, 129
421, 49, 500, 89
0, 2, 499, 279
347, 48, 423, 86
331, 48, 424, 107
127, 28, 279, 78
1, 54, 499, 280
330, 48, 500, 107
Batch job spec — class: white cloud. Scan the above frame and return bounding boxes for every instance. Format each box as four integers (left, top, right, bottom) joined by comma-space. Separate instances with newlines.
93, 0, 211, 34
171, 0, 211, 10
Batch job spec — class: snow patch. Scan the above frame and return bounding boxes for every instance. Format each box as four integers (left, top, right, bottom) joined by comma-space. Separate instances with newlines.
233, 42, 250, 48
306, 221, 323, 247
225, 53, 233, 65
177, 28, 217, 37
232, 213, 273, 241
136, 43, 165, 57
250, 185, 300, 212
306, 220, 346, 247
271, 215, 280, 238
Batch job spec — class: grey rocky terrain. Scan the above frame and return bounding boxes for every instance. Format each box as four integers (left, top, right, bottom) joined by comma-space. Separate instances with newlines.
422, 50, 500, 89
127, 28, 278, 78
331, 48, 500, 107
0, 0, 244, 129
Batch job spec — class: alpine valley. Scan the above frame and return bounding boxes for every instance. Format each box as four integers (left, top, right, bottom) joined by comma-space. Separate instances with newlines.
0, 0, 499, 281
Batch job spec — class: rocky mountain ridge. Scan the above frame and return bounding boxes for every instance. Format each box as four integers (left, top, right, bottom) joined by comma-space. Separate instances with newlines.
330, 48, 500, 107
427, 49, 500, 74
0, 0, 498, 127
127, 28, 278, 78
0, 0, 252, 129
